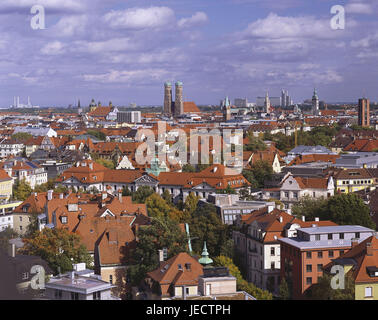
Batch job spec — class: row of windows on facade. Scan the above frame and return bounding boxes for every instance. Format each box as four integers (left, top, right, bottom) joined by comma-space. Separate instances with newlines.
54, 290, 101, 300
283, 248, 345, 258
340, 180, 372, 185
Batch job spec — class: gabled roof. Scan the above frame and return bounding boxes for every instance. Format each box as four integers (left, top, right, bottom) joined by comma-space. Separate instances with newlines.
147, 252, 203, 286
324, 235, 378, 284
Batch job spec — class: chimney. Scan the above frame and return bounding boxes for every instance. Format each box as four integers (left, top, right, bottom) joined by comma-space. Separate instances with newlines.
279, 216, 283, 223
366, 242, 373, 256
59, 193, 64, 199
315, 217, 319, 222
34, 192, 38, 198
118, 190, 122, 203
8, 243, 16, 258
268, 205, 274, 213
47, 189, 53, 201
89, 162, 93, 170
301, 216, 305, 222
351, 238, 358, 248
69, 271, 75, 280
158, 249, 164, 263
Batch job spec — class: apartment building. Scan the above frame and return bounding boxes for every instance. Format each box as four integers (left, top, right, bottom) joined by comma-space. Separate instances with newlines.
279, 225, 375, 299
334, 168, 375, 194
233, 207, 336, 295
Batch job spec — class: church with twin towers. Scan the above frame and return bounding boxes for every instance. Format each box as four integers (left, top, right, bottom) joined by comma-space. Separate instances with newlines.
163, 81, 184, 117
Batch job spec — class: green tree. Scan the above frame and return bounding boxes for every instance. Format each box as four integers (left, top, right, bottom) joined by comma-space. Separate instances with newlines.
161, 189, 173, 205
0, 227, 19, 251
183, 192, 199, 217
247, 160, 273, 188
305, 274, 355, 300
244, 134, 267, 151
213, 255, 273, 300
13, 179, 33, 201
20, 228, 92, 274
128, 216, 188, 285
11, 132, 33, 142
145, 193, 186, 222
279, 277, 291, 300
95, 158, 115, 169
87, 129, 106, 141
122, 186, 132, 196
182, 164, 196, 172
293, 193, 376, 229
132, 186, 154, 203
188, 202, 231, 257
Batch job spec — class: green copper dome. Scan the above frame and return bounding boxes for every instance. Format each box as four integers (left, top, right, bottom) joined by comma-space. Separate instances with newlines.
198, 241, 213, 265
164, 81, 172, 87
175, 81, 183, 86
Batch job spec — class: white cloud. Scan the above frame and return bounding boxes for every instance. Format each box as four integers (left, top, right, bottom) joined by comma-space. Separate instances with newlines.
51, 15, 88, 37
82, 68, 170, 84
242, 13, 338, 40
345, 3, 373, 14
40, 41, 66, 55
104, 7, 175, 30
177, 12, 208, 29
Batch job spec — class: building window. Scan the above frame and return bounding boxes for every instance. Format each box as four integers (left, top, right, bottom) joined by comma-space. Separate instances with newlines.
109, 275, 113, 284
93, 292, 101, 300
22, 272, 29, 280
271, 262, 275, 270
186, 287, 190, 295
328, 234, 332, 240
365, 287, 372, 298
317, 251, 323, 258
306, 252, 312, 259
340, 233, 344, 240
315, 234, 320, 241
71, 292, 79, 300
355, 232, 360, 239
306, 265, 312, 272
19, 216, 22, 222
328, 250, 334, 258
317, 264, 323, 272
61, 216, 67, 224
306, 277, 312, 285
271, 247, 275, 256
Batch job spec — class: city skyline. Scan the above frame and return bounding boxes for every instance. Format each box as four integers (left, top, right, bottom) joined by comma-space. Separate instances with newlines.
0, 0, 378, 107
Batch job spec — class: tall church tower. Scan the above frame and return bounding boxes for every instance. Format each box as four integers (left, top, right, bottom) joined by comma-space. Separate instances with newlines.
163, 82, 173, 116
174, 81, 184, 117
312, 88, 319, 116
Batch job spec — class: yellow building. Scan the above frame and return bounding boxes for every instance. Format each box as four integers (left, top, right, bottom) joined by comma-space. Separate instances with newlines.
324, 235, 378, 300
334, 168, 375, 194
0, 169, 13, 201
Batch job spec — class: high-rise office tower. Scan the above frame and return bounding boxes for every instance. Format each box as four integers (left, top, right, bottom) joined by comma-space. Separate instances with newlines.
312, 88, 319, 116
163, 82, 173, 116
264, 91, 271, 113
174, 81, 184, 116
281, 89, 286, 107
358, 98, 370, 127
286, 90, 290, 106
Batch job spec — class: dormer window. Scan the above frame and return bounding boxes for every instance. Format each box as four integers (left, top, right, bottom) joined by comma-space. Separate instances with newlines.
61, 216, 67, 224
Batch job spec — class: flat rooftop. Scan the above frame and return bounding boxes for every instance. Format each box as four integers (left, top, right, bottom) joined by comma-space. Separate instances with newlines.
297, 225, 374, 234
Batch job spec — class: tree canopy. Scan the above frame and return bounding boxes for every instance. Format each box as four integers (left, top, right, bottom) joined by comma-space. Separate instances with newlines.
292, 193, 376, 229
213, 255, 273, 300
127, 216, 188, 286
13, 179, 32, 201
132, 186, 154, 203
20, 228, 92, 274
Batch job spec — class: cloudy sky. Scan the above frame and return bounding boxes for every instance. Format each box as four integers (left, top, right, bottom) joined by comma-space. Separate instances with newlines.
0, 0, 377, 107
